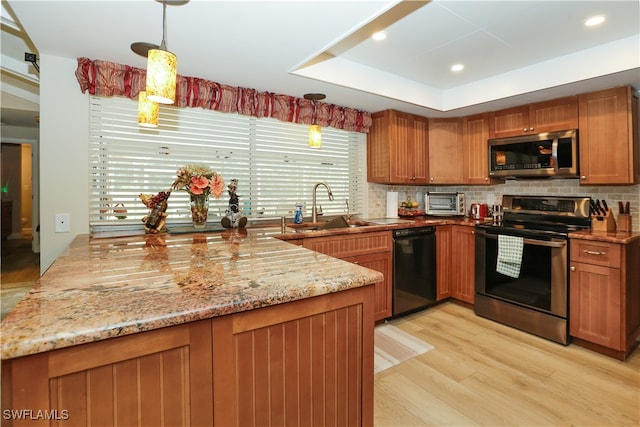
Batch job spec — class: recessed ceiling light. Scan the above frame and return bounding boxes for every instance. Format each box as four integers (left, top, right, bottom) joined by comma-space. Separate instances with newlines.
451, 64, 464, 72
372, 31, 387, 41
585, 15, 605, 27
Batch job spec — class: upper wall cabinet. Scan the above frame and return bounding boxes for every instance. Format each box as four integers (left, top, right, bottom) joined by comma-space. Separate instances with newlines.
428, 118, 464, 184
462, 113, 501, 185
367, 110, 429, 184
490, 96, 579, 138
578, 86, 639, 185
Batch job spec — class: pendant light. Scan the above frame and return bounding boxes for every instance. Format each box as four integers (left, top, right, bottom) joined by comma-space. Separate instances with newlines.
304, 93, 326, 148
131, 1, 189, 105
137, 91, 159, 127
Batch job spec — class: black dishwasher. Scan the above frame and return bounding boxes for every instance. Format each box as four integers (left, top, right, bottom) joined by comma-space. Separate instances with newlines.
392, 227, 437, 317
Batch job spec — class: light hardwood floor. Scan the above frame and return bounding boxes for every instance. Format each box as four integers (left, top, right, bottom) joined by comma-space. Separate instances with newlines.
374, 302, 640, 427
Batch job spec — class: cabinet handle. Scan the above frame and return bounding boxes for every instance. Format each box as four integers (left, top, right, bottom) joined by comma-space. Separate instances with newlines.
529, 127, 534, 131
352, 261, 359, 265
580, 176, 586, 180
484, 177, 489, 181
430, 177, 434, 182
523, 128, 528, 132
570, 266, 576, 272
584, 250, 606, 256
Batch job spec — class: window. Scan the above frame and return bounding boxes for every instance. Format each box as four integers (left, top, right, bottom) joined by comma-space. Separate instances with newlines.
89, 96, 364, 227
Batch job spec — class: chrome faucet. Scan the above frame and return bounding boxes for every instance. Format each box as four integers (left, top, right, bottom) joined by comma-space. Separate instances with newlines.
312, 182, 334, 223
345, 198, 350, 220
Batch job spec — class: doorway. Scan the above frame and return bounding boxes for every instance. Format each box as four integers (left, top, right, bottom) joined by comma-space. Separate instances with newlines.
1, 142, 39, 319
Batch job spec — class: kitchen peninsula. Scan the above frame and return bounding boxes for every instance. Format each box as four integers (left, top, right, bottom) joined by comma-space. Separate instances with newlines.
1, 229, 382, 426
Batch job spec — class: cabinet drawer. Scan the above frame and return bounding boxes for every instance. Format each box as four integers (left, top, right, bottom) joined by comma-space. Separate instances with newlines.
570, 239, 621, 268
303, 231, 392, 258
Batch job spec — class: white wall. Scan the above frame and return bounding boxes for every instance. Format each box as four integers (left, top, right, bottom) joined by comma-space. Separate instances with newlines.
39, 54, 89, 273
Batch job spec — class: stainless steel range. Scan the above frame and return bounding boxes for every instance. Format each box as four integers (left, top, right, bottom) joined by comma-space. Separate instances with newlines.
474, 195, 591, 345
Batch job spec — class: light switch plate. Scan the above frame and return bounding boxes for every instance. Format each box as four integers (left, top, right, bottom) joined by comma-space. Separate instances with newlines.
55, 213, 70, 233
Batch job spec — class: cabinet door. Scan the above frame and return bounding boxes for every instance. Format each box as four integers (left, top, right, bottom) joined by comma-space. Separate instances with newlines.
529, 96, 578, 133
344, 251, 392, 321
490, 105, 529, 138
212, 287, 375, 427
462, 113, 498, 185
490, 96, 578, 138
410, 114, 430, 184
436, 225, 452, 300
366, 111, 392, 183
3, 320, 214, 427
366, 110, 429, 184
428, 118, 463, 184
578, 86, 637, 185
450, 226, 475, 304
570, 262, 622, 350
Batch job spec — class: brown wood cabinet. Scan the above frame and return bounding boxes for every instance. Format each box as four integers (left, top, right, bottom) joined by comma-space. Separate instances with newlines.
2, 320, 215, 426
1, 287, 375, 426
462, 113, 500, 185
213, 286, 374, 427
303, 231, 392, 321
428, 118, 464, 184
367, 110, 429, 184
577, 86, 639, 185
490, 96, 578, 138
436, 225, 452, 300
450, 225, 476, 304
569, 237, 640, 360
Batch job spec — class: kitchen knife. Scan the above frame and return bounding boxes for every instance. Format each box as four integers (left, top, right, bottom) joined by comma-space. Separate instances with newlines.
625, 201, 630, 214
595, 199, 603, 215
602, 200, 608, 213
619, 201, 624, 215
590, 199, 597, 215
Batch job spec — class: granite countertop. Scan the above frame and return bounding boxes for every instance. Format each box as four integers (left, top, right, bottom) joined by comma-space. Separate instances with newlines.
0, 229, 383, 360
568, 229, 640, 244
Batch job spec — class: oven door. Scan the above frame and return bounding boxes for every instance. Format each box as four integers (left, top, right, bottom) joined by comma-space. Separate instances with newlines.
475, 229, 568, 318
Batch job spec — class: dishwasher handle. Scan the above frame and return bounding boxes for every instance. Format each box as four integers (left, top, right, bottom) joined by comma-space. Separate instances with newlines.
393, 226, 435, 238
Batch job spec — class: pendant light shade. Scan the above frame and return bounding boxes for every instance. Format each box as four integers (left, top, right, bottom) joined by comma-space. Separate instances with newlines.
138, 91, 159, 127
304, 93, 326, 148
308, 124, 322, 148
146, 48, 177, 104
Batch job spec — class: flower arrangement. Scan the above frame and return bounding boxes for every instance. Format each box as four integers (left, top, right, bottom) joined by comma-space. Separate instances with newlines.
171, 164, 225, 198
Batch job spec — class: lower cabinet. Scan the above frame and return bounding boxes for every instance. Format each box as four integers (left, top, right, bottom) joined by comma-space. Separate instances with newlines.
1, 287, 375, 426
303, 231, 393, 321
2, 320, 215, 426
569, 237, 640, 360
436, 225, 476, 304
450, 225, 476, 304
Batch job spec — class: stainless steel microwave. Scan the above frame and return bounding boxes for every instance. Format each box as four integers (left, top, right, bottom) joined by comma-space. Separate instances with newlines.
425, 192, 465, 216
488, 129, 579, 179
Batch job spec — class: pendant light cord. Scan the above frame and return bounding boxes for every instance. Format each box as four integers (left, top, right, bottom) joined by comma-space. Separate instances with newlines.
160, 0, 168, 50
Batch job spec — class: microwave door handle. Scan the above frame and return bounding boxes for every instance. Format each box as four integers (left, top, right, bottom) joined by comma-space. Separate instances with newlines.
475, 231, 566, 248
552, 139, 559, 172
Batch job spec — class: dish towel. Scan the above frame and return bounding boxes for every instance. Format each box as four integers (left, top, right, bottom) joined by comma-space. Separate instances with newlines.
496, 235, 524, 278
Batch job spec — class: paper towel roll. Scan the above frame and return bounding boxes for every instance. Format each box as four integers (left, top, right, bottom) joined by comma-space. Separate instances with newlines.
386, 192, 398, 218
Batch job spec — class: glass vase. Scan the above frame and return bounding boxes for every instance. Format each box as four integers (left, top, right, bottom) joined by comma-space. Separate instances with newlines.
190, 193, 209, 229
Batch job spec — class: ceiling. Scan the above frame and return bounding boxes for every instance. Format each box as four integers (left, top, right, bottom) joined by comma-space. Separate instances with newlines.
2, 0, 639, 140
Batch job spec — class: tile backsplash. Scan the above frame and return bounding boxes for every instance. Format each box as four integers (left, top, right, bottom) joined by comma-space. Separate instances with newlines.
365, 180, 640, 232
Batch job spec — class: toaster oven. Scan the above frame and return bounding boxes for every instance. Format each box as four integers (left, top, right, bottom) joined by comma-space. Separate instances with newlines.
425, 192, 465, 216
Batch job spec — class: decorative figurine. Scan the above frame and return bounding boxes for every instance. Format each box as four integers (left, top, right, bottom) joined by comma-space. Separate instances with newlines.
140, 191, 171, 233
221, 179, 247, 229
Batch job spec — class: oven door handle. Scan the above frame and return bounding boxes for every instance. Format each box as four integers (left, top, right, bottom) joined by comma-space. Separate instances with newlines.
475, 231, 567, 248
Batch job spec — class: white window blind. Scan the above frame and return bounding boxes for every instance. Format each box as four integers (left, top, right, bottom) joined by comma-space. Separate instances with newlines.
89, 95, 364, 227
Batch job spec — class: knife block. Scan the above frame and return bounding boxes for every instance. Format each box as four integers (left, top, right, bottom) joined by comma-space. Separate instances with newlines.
591, 211, 616, 232
618, 214, 632, 232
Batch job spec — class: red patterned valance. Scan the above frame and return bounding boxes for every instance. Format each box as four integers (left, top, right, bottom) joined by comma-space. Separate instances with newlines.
75, 57, 372, 133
